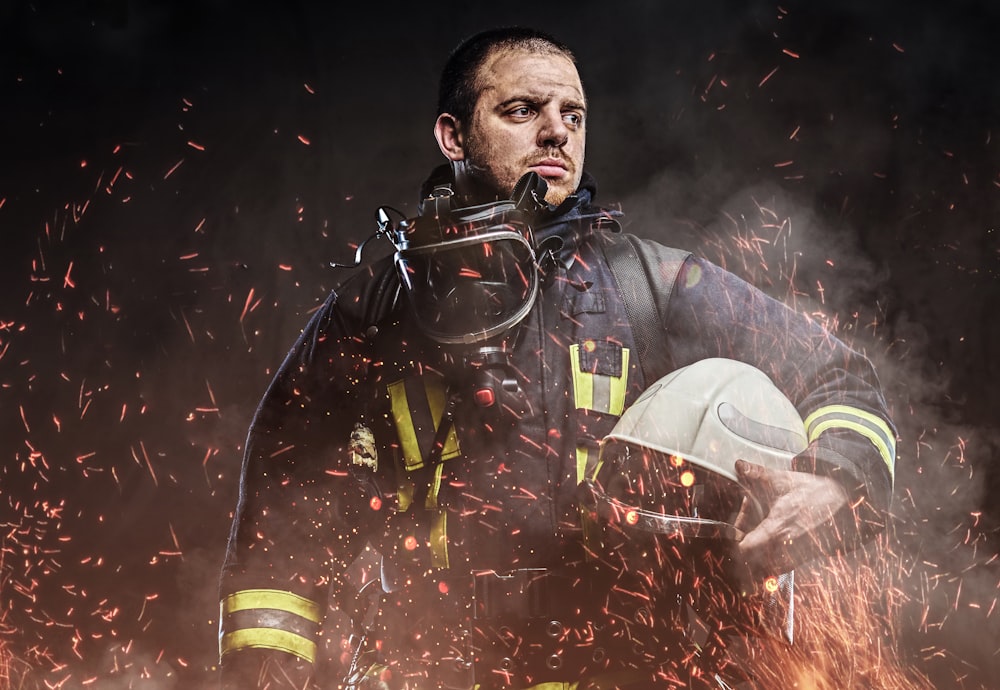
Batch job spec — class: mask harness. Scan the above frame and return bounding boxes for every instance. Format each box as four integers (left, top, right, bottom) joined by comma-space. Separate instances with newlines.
332, 172, 559, 432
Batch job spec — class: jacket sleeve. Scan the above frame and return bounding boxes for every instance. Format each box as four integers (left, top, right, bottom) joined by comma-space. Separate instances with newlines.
659, 253, 896, 516
218, 287, 381, 688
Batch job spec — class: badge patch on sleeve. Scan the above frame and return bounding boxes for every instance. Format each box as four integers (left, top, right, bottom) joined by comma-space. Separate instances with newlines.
349, 423, 378, 471
570, 340, 629, 415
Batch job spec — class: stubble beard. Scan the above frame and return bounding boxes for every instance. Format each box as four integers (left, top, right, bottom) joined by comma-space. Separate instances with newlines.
462, 148, 576, 206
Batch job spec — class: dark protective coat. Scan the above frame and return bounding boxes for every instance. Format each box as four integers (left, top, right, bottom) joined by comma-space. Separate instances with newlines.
218, 171, 896, 688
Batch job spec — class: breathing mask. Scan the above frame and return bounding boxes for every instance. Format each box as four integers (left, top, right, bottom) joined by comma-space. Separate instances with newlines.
330, 172, 556, 423
336, 171, 551, 345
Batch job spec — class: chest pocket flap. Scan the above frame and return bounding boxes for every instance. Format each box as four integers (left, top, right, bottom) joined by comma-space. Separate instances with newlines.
570, 339, 629, 416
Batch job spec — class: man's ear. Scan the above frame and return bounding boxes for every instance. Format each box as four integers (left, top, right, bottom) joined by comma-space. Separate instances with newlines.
434, 113, 465, 161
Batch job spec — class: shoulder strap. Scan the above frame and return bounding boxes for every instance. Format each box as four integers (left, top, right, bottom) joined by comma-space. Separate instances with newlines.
600, 231, 690, 386
356, 258, 403, 336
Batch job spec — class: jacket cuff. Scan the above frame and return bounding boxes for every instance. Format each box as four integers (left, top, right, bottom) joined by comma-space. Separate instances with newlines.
792, 436, 893, 534
219, 588, 323, 664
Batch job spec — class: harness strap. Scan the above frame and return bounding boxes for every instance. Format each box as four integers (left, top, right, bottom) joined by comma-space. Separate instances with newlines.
599, 231, 689, 386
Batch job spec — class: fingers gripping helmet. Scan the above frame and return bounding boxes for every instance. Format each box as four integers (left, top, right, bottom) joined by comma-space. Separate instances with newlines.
579, 358, 805, 643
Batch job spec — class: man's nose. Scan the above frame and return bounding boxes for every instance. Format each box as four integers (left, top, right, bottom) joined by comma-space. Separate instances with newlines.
537, 108, 569, 148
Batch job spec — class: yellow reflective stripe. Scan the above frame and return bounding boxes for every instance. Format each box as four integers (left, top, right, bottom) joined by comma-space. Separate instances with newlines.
804, 405, 896, 477
425, 379, 461, 461
809, 419, 896, 477
576, 448, 606, 485
569, 344, 628, 415
430, 509, 449, 569
570, 344, 594, 410
219, 628, 316, 663
590, 458, 604, 483
221, 589, 322, 622
397, 471, 414, 512
803, 405, 895, 446
575, 446, 589, 485
388, 380, 422, 470
608, 348, 629, 416
425, 463, 445, 508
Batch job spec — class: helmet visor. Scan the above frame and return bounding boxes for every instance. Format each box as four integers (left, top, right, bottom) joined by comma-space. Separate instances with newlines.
589, 442, 754, 541
395, 228, 538, 344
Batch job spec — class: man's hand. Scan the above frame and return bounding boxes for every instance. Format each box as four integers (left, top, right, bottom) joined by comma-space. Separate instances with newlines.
733, 459, 854, 579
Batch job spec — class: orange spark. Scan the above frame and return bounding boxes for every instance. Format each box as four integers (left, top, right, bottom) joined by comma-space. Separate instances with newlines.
239, 288, 255, 323
180, 309, 195, 344
758, 66, 779, 87
63, 261, 75, 288
163, 159, 184, 179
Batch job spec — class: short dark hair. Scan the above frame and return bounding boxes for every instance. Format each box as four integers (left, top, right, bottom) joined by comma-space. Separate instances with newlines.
437, 26, 577, 124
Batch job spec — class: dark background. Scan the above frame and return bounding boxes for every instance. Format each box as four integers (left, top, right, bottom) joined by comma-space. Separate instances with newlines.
1, 0, 998, 687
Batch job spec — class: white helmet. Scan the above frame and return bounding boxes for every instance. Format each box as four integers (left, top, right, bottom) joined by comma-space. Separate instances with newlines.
579, 358, 803, 643
593, 357, 807, 537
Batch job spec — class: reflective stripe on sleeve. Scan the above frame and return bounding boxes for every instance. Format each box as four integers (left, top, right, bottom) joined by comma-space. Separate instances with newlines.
220, 627, 317, 663
219, 589, 322, 662
803, 405, 896, 479
222, 589, 322, 621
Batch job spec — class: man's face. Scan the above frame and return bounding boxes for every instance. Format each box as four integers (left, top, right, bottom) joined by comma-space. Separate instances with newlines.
459, 49, 587, 206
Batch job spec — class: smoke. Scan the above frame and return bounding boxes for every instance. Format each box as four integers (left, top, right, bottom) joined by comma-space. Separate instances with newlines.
0, 0, 996, 687
620, 166, 1000, 685
601, 6, 999, 670
605, 13, 1000, 674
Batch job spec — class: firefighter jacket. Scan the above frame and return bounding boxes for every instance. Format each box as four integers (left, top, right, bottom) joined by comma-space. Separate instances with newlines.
218, 170, 897, 688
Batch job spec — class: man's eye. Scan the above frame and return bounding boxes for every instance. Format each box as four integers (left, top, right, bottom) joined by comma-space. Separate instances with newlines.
564, 113, 583, 127
510, 106, 533, 117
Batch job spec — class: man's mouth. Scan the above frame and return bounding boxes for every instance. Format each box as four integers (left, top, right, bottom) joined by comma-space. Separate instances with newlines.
528, 158, 569, 180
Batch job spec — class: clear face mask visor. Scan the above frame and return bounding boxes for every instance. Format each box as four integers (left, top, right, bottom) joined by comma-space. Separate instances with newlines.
394, 225, 539, 345
583, 443, 760, 542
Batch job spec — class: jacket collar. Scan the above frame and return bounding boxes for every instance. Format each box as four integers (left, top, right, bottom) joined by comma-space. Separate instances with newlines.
417, 165, 623, 269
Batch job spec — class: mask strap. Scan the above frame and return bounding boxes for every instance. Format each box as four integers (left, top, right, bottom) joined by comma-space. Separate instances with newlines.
535, 235, 565, 283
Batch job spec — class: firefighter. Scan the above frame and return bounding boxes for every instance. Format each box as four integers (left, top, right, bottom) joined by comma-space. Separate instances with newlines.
218, 27, 896, 689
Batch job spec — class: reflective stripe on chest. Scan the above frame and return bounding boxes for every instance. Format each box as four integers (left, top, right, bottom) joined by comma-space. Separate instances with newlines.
569, 340, 630, 485
385, 373, 456, 568
569, 340, 629, 416
387, 374, 461, 472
